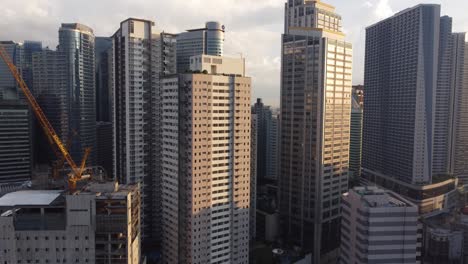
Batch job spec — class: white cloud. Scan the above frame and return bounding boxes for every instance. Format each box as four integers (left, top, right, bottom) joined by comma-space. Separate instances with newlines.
363, 1, 373, 8
374, 0, 394, 19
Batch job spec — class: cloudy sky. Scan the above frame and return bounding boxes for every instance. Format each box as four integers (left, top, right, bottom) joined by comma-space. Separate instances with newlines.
2, 0, 468, 106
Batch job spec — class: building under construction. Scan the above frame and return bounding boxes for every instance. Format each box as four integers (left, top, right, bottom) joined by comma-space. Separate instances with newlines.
0, 181, 141, 264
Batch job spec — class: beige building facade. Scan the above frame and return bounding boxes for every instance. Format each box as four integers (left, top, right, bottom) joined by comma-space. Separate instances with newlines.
161, 55, 251, 264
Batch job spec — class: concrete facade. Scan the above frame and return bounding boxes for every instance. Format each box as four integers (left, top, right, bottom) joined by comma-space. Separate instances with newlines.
161, 55, 251, 264
340, 187, 419, 264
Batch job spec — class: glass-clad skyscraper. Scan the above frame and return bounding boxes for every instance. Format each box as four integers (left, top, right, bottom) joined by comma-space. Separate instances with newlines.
279, 0, 353, 263
176, 21, 224, 73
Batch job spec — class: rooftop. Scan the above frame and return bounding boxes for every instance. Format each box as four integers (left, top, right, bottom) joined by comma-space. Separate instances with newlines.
351, 186, 415, 208
0, 190, 62, 207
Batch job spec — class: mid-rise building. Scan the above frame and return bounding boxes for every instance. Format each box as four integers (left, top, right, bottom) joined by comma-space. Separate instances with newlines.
340, 187, 419, 264
0, 181, 141, 264
111, 18, 177, 244
361, 4, 467, 213
279, 0, 353, 262
161, 54, 251, 264
176, 21, 224, 73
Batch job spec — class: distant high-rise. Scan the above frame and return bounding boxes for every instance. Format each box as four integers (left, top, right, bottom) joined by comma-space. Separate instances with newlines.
161, 54, 251, 264
349, 86, 363, 182
59, 23, 96, 165
111, 18, 177, 244
252, 99, 279, 181
362, 4, 466, 213
0, 40, 40, 184
95, 37, 112, 122
32, 24, 96, 166
279, 0, 353, 262
0, 101, 32, 183
340, 187, 419, 264
176, 21, 224, 73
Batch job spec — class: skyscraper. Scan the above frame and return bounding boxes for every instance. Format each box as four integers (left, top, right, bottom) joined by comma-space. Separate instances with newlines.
340, 187, 419, 264
32, 24, 96, 166
111, 18, 177, 244
0, 41, 40, 184
362, 4, 466, 213
161, 54, 251, 264
279, 0, 353, 262
349, 86, 363, 182
176, 21, 224, 73
95, 37, 112, 122
59, 23, 97, 166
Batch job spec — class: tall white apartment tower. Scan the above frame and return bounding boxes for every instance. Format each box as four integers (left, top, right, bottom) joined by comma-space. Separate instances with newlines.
340, 187, 419, 264
279, 0, 353, 262
111, 18, 177, 245
161, 55, 251, 264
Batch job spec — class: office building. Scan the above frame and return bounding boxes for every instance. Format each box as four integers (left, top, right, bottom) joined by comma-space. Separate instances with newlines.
161, 54, 251, 264
340, 187, 419, 264
349, 86, 363, 182
279, 0, 353, 262
250, 112, 258, 241
252, 99, 279, 181
0, 181, 141, 264
0, 101, 32, 183
0, 41, 39, 184
362, 5, 467, 213
32, 24, 96, 166
111, 18, 177, 243
176, 21, 224, 73
95, 37, 112, 122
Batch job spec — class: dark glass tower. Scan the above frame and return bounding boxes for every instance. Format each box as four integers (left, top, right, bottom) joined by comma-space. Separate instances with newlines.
58, 23, 96, 165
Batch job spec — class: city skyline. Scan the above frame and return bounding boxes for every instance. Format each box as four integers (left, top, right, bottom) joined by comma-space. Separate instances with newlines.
2, 0, 467, 107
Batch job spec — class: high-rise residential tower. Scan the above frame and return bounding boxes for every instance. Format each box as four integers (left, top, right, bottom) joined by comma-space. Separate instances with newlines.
176, 21, 224, 73
362, 5, 467, 213
279, 0, 353, 262
161, 54, 251, 264
111, 18, 177, 245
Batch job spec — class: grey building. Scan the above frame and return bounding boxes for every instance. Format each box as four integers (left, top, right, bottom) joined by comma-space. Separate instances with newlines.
176, 21, 224, 73
0, 101, 32, 183
252, 99, 279, 181
349, 86, 363, 182
361, 4, 467, 213
95, 37, 112, 122
0, 41, 40, 183
111, 18, 177, 245
0, 181, 141, 264
32, 24, 96, 167
340, 187, 419, 264
279, 0, 353, 262
96, 121, 113, 177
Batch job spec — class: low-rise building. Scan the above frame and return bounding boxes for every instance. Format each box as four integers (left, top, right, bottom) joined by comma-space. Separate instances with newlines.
0, 181, 140, 264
